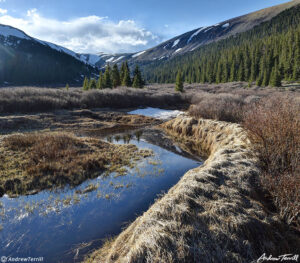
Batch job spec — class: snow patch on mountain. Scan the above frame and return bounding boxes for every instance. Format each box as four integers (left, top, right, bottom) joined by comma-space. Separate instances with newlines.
0, 25, 30, 40
132, 51, 146, 58
204, 27, 213, 33
113, 56, 125, 62
222, 23, 230, 28
106, 57, 115, 62
172, 39, 180, 48
175, 48, 182, 53
187, 27, 203, 43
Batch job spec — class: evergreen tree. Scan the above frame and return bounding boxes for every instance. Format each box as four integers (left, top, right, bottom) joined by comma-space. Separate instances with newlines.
120, 62, 126, 82
65, 83, 69, 91
89, 78, 97, 89
122, 64, 132, 87
97, 71, 104, 89
175, 71, 184, 92
262, 70, 270, 87
132, 65, 144, 88
256, 75, 263, 86
83, 77, 89, 91
270, 66, 282, 87
112, 64, 121, 88
103, 65, 112, 89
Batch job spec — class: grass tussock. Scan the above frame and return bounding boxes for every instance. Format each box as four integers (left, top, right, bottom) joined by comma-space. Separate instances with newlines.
0, 132, 152, 196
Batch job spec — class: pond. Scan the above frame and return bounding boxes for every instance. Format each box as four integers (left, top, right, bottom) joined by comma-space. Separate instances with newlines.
0, 130, 201, 262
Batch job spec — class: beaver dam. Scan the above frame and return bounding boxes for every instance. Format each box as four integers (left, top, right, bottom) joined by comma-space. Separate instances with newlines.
0, 108, 203, 262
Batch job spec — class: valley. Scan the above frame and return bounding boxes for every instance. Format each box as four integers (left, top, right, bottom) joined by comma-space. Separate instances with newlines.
0, 1, 299, 262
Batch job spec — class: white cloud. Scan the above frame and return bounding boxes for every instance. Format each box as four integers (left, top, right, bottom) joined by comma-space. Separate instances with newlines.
0, 8, 7, 14
0, 9, 160, 54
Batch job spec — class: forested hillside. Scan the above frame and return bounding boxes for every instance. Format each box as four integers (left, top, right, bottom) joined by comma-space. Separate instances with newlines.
143, 4, 300, 86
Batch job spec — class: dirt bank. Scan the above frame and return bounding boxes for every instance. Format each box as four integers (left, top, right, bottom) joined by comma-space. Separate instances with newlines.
85, 115, 299, 263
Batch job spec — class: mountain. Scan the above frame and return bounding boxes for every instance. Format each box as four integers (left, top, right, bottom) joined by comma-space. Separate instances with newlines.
0, 24, 98, 86
93, 0, 300, 68
142, 2, 300, 85
127, 0, 299, 64
1, 0, 299, 86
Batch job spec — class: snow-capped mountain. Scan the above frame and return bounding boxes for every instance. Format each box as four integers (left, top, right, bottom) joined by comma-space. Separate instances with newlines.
0, 0, 298, 86
126, 0, 299, 63
0, 24, 97, 85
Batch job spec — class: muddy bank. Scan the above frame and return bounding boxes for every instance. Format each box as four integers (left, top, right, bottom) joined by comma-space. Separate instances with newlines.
85, 115, 299, 263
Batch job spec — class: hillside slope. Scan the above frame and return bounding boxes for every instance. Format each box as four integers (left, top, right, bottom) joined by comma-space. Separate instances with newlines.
142, 2, 300, 85
129, 0, 299, 64
0, 25, 97, 86
83, 1, 300, 68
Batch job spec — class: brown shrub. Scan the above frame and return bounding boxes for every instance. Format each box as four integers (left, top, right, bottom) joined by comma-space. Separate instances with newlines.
188, 92, 300, 228
243, 96, 300, 228
189, 93, 245, 122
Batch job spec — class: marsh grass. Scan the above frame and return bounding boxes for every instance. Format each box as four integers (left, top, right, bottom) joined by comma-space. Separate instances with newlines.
0, 132, 153, 196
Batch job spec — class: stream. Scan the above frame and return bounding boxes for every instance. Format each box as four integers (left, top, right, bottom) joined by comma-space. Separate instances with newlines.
0, 108, 201, 263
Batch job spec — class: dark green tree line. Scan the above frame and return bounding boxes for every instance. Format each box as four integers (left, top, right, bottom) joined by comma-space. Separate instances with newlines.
82, 62, 144, 90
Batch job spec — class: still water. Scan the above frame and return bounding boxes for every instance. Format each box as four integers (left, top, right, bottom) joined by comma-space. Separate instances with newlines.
0, 133, 201, 262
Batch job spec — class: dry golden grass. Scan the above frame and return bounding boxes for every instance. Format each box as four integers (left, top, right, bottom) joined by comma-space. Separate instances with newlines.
85, 116, 299, 263
0, 132, 152, 196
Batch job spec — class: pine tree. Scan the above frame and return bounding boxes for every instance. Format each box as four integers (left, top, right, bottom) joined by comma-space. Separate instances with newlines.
122, 64, 132, 87
175, 71, 184, 92
112, 64, 121, 88
97, 72, 104, 89
132, 65, 144, 88
89, 78, 97, 89
270, 66, 282, 87
262, 70, 270, 87
103, 65, 112, 89
256, 75, 263, 86
83, 77, 89, 91
120, 62, 126, 82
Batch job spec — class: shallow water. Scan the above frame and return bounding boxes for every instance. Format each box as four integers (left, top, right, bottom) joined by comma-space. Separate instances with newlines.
128, 107, 184, 120
0, 133, 201, 263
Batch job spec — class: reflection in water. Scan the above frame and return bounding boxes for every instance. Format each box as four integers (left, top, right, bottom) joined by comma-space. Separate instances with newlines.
0, 132, 201, 263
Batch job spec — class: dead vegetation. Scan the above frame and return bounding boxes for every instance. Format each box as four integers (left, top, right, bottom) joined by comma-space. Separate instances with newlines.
189, 94, 300, 229
0, 132, 152, 197
243, 96, 300, 229
85, 116, 299, 263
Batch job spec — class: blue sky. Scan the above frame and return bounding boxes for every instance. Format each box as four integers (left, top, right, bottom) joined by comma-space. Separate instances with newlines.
0, 0, 290, 54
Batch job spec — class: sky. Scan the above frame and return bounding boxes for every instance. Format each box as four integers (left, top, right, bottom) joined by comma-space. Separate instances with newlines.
0, 0, 290, 54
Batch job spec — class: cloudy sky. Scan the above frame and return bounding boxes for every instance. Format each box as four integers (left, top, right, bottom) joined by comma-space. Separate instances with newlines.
0, 0, 289, 54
